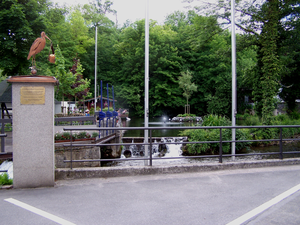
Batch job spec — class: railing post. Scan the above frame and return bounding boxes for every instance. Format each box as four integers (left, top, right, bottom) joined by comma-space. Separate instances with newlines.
1, 121, 5, 153
150, 129, 152, 166
219, 128, 223, 163
70, 130, 73, 169
279, 127, 283, 160
106, 118, 109, 136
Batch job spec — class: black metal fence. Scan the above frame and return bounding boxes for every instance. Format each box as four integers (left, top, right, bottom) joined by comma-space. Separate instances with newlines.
62, 125, 300, 169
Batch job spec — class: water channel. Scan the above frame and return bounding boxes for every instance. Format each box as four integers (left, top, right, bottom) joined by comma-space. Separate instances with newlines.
104, 117, 300, 167
121, 116, 197, 137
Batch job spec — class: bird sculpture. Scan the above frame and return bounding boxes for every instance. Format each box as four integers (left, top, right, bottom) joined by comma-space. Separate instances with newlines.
27, 32, 52, 74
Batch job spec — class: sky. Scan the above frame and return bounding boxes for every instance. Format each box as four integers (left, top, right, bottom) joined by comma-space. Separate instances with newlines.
51, 0, 198, 25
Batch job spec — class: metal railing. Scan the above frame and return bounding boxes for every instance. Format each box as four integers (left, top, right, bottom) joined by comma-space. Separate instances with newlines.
62, 125, 300, 169
55, 116, 95, 126
0, 133, 12, 161
0, 118, 11, 153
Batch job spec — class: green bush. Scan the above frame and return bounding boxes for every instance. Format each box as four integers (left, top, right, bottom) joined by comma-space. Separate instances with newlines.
236, 113, 251, 121
271, 115, 300, 139
54, 132, 63, 140
4, 123, 12, 132
182, 113, 300, 153
177, 113, 196, 117
0, 173, 13, 186
245, 115, 261, 126
289, 111, 300, 120
77, 131, 91, 139
92, 132, 99, 138
201, 114, 231, 126
89, 107, 95, 115
96, 107, 109, 112
55, 131, 95, 141
181, 114, 251, 154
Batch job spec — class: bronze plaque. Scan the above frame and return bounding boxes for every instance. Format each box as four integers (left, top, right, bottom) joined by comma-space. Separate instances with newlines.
20, 86, 45, 105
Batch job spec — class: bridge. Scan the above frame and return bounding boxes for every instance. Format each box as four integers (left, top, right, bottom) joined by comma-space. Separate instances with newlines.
1, 165, 300, 224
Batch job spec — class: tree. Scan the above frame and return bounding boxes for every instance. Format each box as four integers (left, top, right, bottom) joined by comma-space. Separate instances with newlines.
278, 0, 300, 112
0, 0, 50, 75
68, 57, 92, 103
112, 20, 183, 116
186, 0, 300, 122
253, 0, 281, 124
54, 45, 76, 102
177, 15, 233, 116
68, 10, 94, 55
81, 0, 116, 97
178, 70, 197, 114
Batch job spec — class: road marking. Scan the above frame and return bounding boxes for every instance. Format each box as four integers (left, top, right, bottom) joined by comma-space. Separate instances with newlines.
4, 198, 76, 225
226, 183, 300, 225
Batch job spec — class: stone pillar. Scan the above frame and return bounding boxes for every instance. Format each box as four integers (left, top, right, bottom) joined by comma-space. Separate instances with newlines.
8, 76, 58, 188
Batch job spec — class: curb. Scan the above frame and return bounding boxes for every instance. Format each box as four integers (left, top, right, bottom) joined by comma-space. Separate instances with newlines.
55, 158, 300, 180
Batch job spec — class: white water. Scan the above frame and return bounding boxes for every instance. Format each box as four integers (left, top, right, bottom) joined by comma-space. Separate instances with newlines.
0, 161, 13, 179
117, 137, 187, 166
161, 137, 183, 157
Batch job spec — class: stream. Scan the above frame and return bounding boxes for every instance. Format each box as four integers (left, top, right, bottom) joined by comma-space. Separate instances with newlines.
103, 117, 300, 167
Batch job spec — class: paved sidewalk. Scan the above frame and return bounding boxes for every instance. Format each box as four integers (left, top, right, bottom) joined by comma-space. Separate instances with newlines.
1, 165, 300, 225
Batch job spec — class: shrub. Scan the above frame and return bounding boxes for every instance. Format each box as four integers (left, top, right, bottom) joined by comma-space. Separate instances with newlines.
271, 115, 300, 139
4, 124, 12, 132
92, 132, 99, 138
77, 131, 91, 139
289, 111, 300, 120
89, 107, 95, 115
181, 114, 251, 154
55, 131, 95, 141
177, 113, 196, 117
61, 132, 72, 140
55, 132, 63, 140
201, 114, 231, 126
0, 173, 13, 186
245, 115, 261, 126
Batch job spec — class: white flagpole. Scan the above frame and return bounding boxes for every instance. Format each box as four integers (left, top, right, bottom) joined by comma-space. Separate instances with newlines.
95, 26, 98, 110
231, 0, 236, 160
144, 0, 149, 165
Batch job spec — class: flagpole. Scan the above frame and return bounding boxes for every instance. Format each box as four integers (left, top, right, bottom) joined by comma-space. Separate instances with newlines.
95, 26, 98, 110
144, 0, 149, 166
231, 0, 236, 160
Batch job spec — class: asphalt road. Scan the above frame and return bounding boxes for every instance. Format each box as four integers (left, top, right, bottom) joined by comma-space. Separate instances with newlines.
1, 165, 300, 225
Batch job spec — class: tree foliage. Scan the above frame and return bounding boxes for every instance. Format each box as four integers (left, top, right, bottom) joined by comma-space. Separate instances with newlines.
0, 0, 50, 75
178, 70, 197, 106
1, 0, 299, 119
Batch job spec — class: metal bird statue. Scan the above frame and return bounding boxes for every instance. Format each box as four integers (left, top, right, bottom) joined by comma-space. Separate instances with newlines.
27, 32, 52, 75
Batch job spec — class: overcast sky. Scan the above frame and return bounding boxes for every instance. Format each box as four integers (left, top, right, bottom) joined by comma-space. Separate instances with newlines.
51, 0, 198, 25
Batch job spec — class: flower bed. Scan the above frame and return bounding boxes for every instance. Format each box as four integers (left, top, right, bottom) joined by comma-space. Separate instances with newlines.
55, 131, 98, 142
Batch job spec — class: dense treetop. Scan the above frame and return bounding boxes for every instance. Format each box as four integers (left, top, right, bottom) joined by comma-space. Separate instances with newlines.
1, 0, 299, 121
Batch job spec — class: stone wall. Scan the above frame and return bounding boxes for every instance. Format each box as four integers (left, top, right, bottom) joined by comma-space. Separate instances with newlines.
55, 143, 101, 168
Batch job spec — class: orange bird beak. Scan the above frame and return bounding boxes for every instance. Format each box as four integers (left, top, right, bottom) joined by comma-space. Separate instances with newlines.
45, 34, 52, 42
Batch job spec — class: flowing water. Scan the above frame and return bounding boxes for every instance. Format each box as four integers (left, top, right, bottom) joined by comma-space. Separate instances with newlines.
103, 117, 300, 167
121, 117, 199, 137
106, 137, 190, 167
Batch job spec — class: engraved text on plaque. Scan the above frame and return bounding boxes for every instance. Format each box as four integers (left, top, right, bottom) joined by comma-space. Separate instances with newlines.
20, 87, 45, 104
